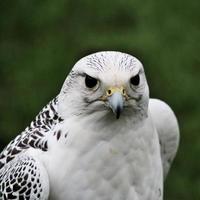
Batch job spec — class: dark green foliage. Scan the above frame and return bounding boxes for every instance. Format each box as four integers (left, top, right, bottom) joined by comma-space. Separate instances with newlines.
0, 0, 199, 199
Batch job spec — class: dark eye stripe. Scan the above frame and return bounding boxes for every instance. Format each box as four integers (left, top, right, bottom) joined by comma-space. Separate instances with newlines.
85, 74, 98, 88
130, 74, 140, 86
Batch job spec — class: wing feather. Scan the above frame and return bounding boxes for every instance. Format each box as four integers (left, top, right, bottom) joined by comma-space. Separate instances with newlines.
0, 155, 49, 200
149, 98, 180, 179
0, 96, 63, 170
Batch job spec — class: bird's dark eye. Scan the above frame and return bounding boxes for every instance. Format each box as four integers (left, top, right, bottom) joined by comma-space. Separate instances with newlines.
85, 74, 98, 88
130, 74, 140, 86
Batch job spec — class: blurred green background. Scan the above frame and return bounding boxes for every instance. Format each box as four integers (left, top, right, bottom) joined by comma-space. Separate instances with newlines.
0, 0, 199, 199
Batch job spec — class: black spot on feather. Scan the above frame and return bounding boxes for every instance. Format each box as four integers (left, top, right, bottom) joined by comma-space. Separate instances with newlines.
57, 130, 61, 140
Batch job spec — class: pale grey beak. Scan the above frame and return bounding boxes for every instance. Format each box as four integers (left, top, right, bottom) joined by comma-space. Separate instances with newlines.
108, 92, 124, 119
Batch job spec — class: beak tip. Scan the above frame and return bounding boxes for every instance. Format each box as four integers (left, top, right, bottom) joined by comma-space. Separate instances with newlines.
115, 105, 122, 119
116, 114, 120, 119
108, 91, 124, 119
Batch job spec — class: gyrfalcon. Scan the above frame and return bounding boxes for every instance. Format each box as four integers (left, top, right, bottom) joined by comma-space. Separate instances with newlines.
0, 51, 179, 200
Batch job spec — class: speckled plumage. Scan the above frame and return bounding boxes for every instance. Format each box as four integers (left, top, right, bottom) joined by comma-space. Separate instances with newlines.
0, 97, 61, 169
0, 51, 179, 200
0, 97, 61, 200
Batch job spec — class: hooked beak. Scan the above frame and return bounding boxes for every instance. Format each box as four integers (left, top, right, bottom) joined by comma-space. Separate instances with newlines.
108, 92, 124, 119
106, 86, 126, 119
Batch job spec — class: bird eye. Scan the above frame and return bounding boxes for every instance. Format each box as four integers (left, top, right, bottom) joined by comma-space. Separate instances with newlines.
130, 74, 140, 86
85, 74, 98, 88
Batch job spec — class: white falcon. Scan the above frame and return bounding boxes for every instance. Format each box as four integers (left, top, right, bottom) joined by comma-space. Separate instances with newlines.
0, 51, 179, 200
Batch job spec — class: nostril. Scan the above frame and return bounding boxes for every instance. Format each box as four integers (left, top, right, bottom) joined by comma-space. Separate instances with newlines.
122, 89, 125, 94
108, 90, 112, 95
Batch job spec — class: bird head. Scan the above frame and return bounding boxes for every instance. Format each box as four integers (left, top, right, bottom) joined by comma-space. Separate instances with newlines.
58, 51, 149, 121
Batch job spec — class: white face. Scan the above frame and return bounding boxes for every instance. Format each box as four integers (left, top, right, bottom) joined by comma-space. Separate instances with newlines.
58, 51, 149, 121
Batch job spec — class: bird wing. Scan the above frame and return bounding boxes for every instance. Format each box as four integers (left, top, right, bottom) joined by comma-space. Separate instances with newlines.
0, 154, 49, 200
0, 96, 63, 170
149, 98, 180, 179
0, 97, 63, 199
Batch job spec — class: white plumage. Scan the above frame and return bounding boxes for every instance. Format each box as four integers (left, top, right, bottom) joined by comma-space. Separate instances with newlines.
0, 51, 179, 200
